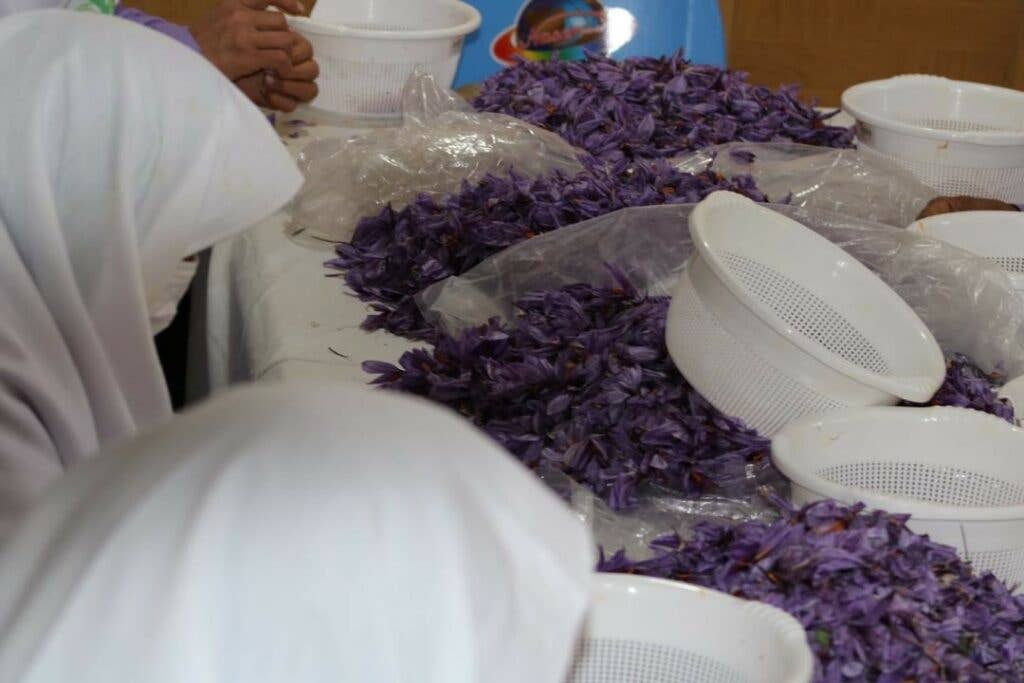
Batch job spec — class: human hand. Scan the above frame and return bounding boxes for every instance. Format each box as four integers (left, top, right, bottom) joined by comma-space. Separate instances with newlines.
917, 196, 1021, 220
234, 35, 318, 112
190, 0, 307, 81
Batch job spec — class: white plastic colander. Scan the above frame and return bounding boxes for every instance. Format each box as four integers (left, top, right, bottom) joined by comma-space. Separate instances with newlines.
665, 192, 946, 436
568, 574, 812, 683
286, 0, 480, 118
907, 210, 1024, 292
842, 75, 1024, 202
772, 407, 1024, 589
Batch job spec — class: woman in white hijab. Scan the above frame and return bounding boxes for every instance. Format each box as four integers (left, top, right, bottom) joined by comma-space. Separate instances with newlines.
0, 10, 302, 537
0, 381, 594, 683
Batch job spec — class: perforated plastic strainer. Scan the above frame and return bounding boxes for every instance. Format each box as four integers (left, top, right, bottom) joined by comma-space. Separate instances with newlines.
568, 574, 812, 683
666, 192, 946, 436
842, 75, 1024, 202
907, 211, 1024, 292
286, 0, 480, 118
772, 407, 1024, 589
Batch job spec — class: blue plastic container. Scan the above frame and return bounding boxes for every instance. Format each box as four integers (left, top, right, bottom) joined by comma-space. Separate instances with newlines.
454, 0, 725, 88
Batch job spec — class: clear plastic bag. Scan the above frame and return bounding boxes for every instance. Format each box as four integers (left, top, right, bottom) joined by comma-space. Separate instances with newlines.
537, 463, 783, 559
673, 142, 936, 227
417, 202, 1024, 377
289, 72, 585, 241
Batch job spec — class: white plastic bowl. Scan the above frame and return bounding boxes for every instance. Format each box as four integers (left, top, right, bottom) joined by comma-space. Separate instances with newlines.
842, 75, 1024, 202
907, 210, 1024, 291
666, 191, 946, 436
569, 574, 812, 683
287, 0, 480, 118
772, 406, 1024, 588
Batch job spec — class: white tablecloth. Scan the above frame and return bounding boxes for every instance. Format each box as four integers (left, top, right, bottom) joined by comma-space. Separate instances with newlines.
201, 116, 419, 392
201, 109, 857, 394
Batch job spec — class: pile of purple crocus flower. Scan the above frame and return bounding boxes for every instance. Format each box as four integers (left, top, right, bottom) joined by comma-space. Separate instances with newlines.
473, 54, 854, 162
364, 276, 768, 509
333, 54, 860, 340
344, 55, 1023, 681
364, 278, 1013, 511
600, 499, 1024, 682
330, 158, 765, 339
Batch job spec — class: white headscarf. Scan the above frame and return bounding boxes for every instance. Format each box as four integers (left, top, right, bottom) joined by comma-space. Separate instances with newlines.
0, 0, 56, 16
0, 11, 301, 535
0, 382, 594, 683
0, 0, 103, 18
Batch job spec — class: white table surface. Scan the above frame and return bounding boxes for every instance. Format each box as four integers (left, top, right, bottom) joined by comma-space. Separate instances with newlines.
201, 107, 856, 392
202, 112, 420, 391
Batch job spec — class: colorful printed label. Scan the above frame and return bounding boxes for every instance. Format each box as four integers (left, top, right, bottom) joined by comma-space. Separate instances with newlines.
491, 0, 637, 65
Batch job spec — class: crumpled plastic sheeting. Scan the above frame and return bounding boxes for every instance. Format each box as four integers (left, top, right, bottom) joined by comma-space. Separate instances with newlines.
537, 463, 783, 560
289, 72, 585, 241
417, 202, 1024, 376
673, 141, 936, 227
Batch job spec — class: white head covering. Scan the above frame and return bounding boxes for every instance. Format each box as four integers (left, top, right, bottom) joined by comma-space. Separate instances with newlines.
0, 382, 594, 683
0, 0, 57, 17
0, 0, 100, 19
0, 10, 301, 534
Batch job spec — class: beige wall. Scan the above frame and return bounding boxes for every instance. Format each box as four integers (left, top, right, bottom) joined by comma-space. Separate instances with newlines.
123, 0, 205, 25
126, 0, 1024, 103
720, 0, 1024, 105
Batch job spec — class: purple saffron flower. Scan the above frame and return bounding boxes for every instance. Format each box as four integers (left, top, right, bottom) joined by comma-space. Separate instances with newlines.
903, 353, 1015, 423
363, 277, 775, 508
362, 274, 1015, 513
332, 157, 767, 339
473, 53, 854, 162
598, 498, 1024, 682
